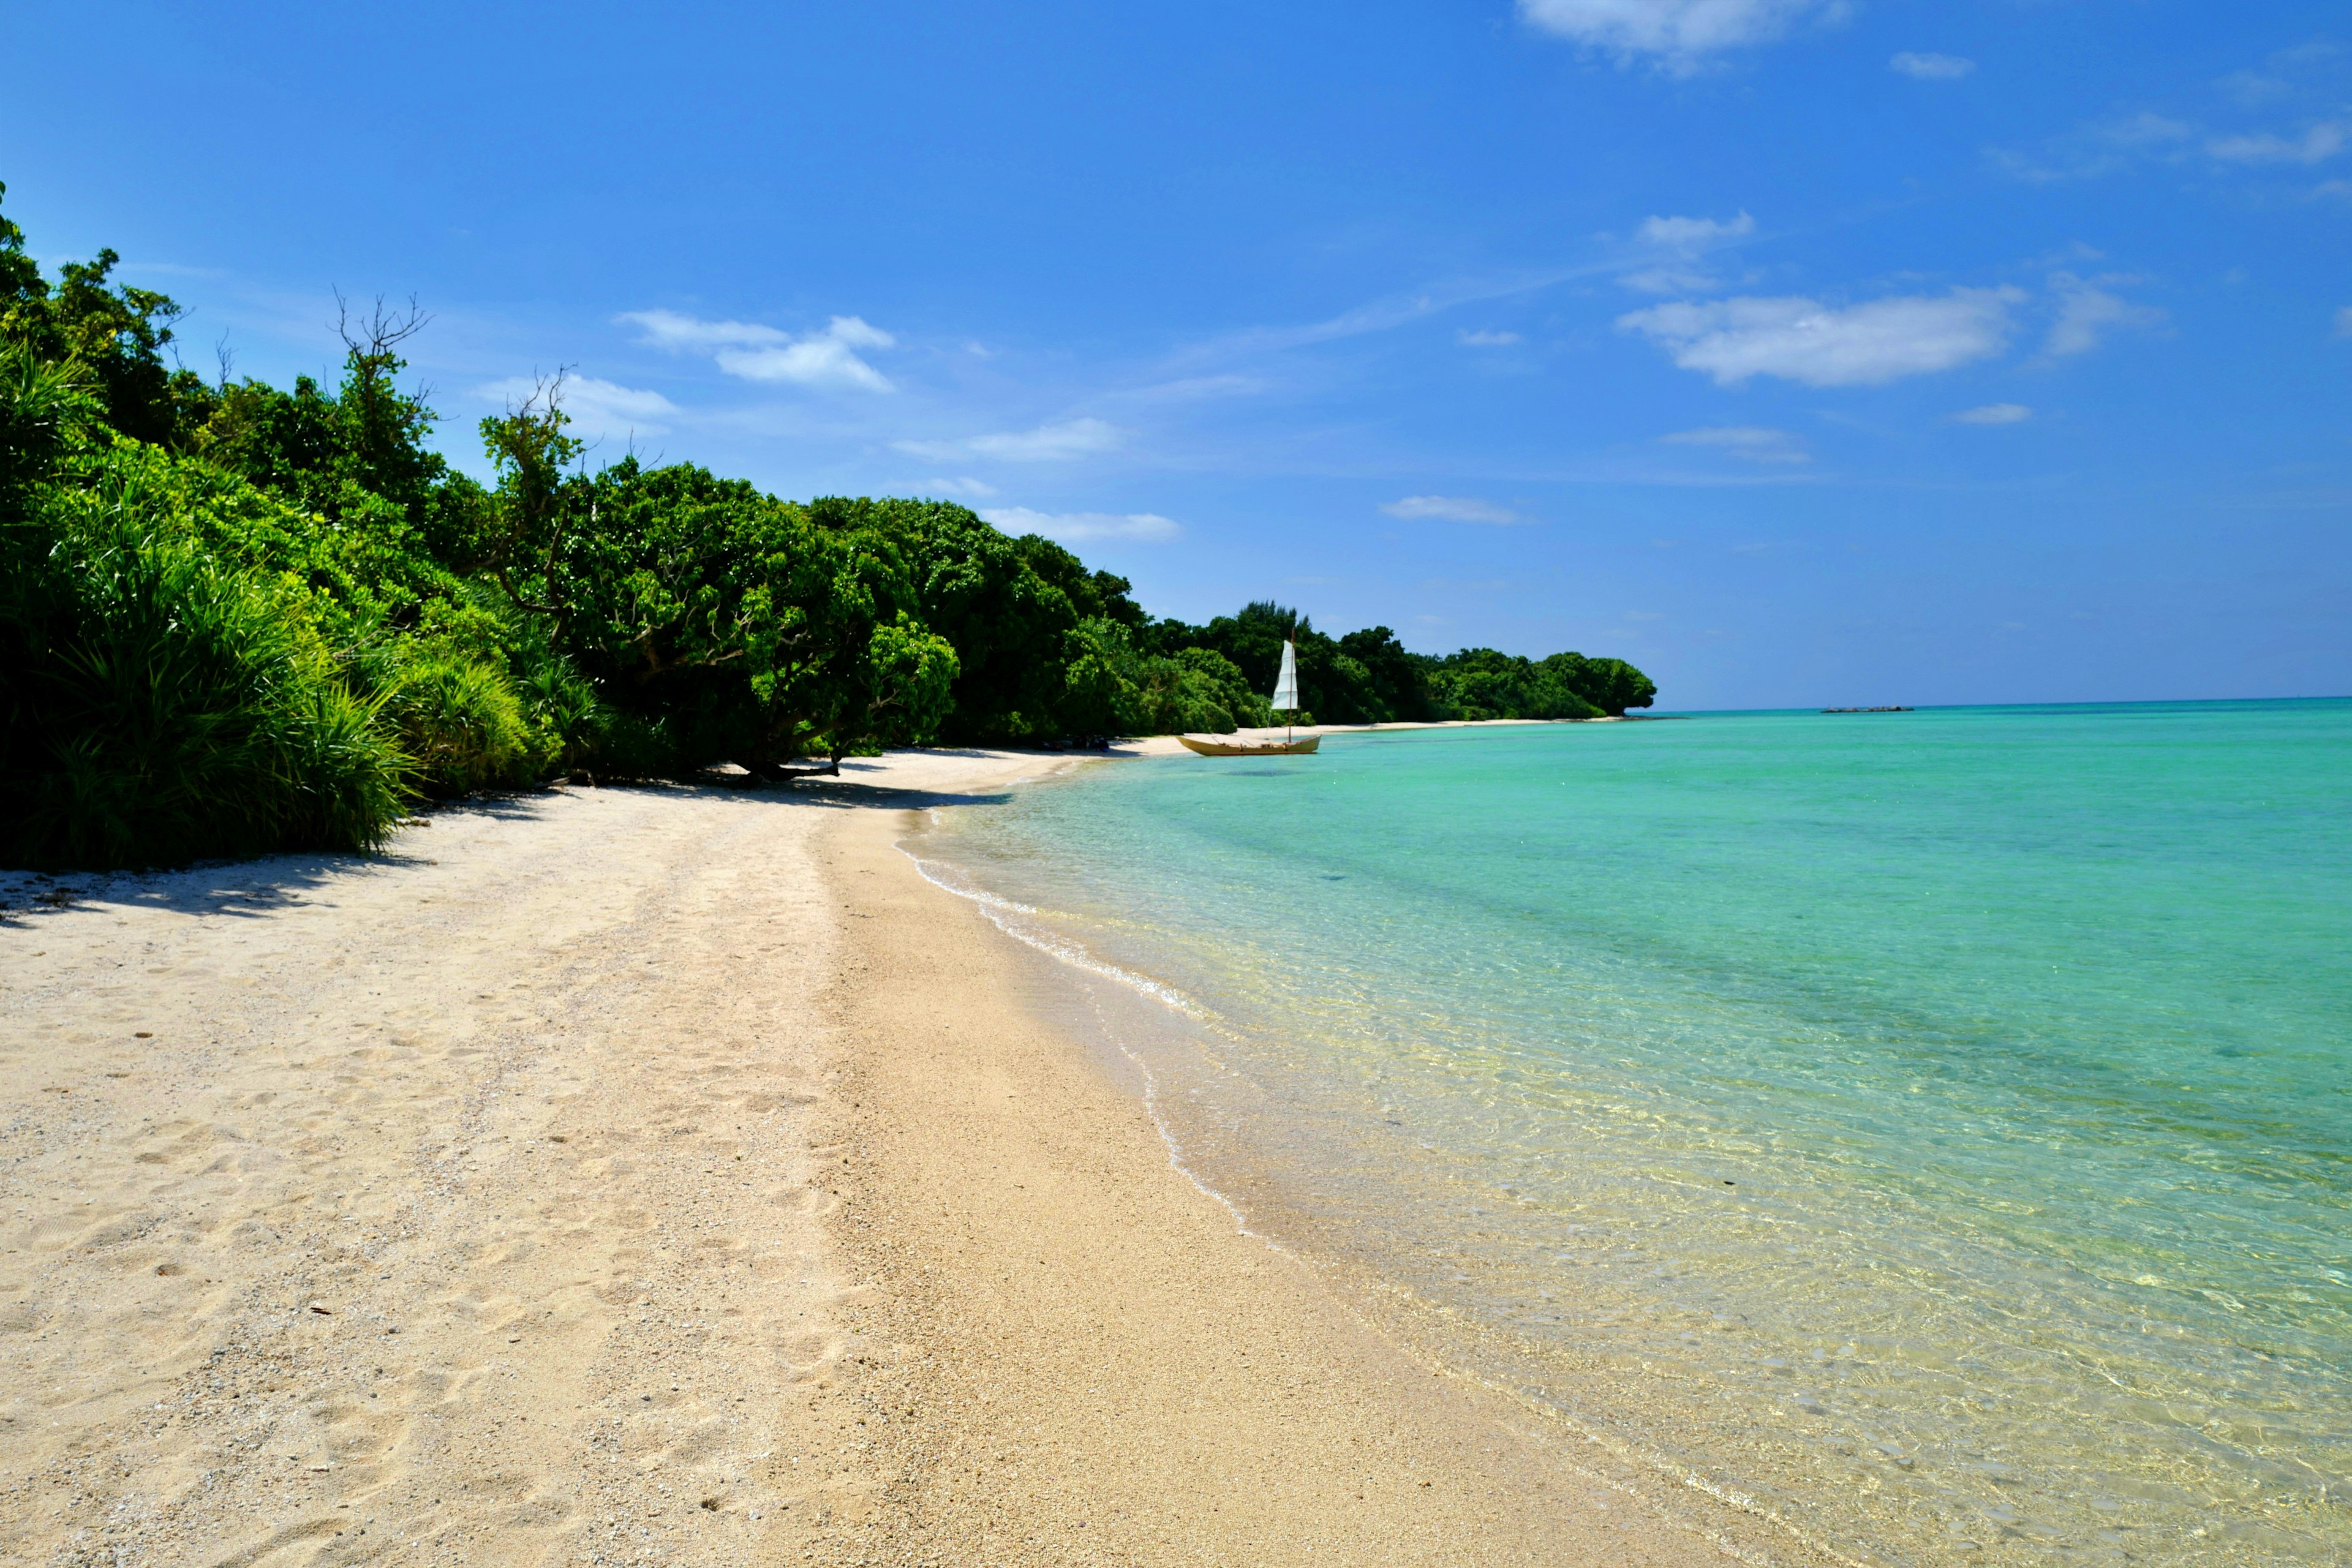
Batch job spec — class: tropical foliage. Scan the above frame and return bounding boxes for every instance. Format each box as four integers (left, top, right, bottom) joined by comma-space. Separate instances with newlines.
1140, 602, 1656, 725
0, 186, 1652, 870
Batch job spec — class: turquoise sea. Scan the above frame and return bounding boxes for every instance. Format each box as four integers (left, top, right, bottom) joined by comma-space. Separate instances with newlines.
914, 700, 2352, 1566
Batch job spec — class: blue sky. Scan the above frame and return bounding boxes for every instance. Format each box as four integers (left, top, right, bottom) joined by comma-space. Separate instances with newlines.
6, 1, 2348, 709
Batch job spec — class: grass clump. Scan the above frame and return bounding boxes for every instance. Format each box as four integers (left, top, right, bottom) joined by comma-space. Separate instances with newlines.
0, 497, 407, 868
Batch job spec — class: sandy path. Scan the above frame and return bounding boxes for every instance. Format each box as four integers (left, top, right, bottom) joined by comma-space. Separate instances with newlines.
0, 760, 1037, 1568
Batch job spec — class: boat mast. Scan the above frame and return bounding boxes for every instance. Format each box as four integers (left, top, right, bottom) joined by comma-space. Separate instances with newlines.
1272, 636, 1300, 745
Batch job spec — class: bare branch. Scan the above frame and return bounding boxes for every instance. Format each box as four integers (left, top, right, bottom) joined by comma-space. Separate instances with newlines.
333, 289, 432, 359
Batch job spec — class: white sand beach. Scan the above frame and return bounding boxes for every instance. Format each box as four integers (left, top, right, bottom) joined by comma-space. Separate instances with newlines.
1, 748, 1782, 1567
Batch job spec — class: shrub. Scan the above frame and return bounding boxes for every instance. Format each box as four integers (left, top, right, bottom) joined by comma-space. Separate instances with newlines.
0, 507, 409, 869
369, 651, 537, 797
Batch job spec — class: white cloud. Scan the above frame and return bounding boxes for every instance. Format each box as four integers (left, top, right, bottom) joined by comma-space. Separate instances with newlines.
2335, 306, 2352, 337
1619, 211, 1754, 293
618, 309, 897, 391
2005, 104, 2349, 183
2110, 112, 2198, 148
897, 417, 1128, 463
2222, 42, 2346, 107
616, 309, 786, 351
1890, 51, 1975, 80
477, 374, 679, 439
921, 476, 998, 499
2207, 121, 2348, 165
1619, 288, 2022, 386
981, 507, 1180, 543
1519, 0, 1833, 69
1638, 211, 1756, 247
1458, 329, 1524, 346
715, 317, 895, 391
1992, 113, 2195, 182
1953, 403, 2033, 425
2218, 69, 2291, 107
1659, 425, 1809, 462
1619, 265, 1717, 295
1379, 495, 1522, 524
2044, 273, 2165, 356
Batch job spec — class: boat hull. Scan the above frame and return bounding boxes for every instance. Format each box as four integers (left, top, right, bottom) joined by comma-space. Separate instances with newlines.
1177, 734, 1321, 756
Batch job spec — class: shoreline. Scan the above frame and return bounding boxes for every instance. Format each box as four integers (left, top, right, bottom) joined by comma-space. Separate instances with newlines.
1109, 714, 1630, 758
1, 742, 1811, 1566
808, 773, 1822, 1566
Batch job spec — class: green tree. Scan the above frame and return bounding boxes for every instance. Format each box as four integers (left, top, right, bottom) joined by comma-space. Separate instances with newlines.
1539, 652, 1656, 715
846, 496, 1148, 743
0, 183, 216, 450
1336, 625, 1438, 722
197, 300, 491, 567
1424, 648, 1604, 720
549, 462, 957, 773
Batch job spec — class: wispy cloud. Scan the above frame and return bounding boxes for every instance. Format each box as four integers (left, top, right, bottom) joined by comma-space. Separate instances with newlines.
1619, 288, 2022, 386
618, 309, 897, 391
1659, 425, 1809, 463
1638, 212, 1756, 247
1519, 0, 1837, 71
1458, 329, 1523, 347
1121, 374, 1267, 402
1380, 495, 1522, 524
1997, 88, 2347, 183
1991, 113, 2195, 182
981, 507, 1181, 543
478, 374, 679, 439
897, 417, 1128, 463
2043, 273, 2165, 357
1619, 265, 1717, 296
1170, 265, 1600, 368
2335, 306, 2352, 337
1953, 403, 2033, 425
2215, 42, 2345, 110
2206, 120, 2348, 165
920, 475, 998, 499
2219, 68, 2293, 108
1891, 51, 1974, 80
618, 309, 786, 352
1618, 211, 1755, 294
718, 318, 895, 390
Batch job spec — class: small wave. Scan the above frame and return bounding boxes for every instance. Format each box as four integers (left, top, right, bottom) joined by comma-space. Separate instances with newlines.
897, 833, 1282, 1250
900, 842, 1207, 1020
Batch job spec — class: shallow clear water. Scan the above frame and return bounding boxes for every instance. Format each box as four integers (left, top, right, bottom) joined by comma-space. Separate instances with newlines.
916, 701, 2352, 1566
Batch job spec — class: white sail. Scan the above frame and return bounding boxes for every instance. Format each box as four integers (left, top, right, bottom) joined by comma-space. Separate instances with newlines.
1270, 639, 1299, 712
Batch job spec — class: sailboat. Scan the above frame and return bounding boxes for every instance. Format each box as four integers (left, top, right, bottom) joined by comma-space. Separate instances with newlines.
1178, 636, 1322, 756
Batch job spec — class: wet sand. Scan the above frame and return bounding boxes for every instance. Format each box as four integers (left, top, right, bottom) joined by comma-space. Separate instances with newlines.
0, 747, 1777, 1567
807, 786, 1787, 1567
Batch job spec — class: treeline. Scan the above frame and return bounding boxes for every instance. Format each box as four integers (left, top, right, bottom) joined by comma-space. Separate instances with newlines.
0, 189, 1651, 870
1131, 606, 1653, 728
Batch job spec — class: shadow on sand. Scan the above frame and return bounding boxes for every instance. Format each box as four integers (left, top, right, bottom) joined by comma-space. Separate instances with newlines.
0, 763, 1038, 927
